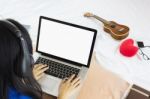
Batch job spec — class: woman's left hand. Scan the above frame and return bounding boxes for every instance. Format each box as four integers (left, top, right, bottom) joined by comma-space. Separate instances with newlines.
33, 64, 49, 80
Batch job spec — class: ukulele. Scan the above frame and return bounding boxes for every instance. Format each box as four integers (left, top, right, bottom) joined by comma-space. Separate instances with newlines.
84, 12, 129, 40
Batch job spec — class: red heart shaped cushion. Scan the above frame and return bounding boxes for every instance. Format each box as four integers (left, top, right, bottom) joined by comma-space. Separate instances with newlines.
120, 39, 138, 57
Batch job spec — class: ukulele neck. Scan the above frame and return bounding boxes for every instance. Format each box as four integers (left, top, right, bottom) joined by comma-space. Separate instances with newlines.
93, 15, 110, 25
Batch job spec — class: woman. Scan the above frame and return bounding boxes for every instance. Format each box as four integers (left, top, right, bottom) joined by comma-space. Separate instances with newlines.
0, 19, 81, 99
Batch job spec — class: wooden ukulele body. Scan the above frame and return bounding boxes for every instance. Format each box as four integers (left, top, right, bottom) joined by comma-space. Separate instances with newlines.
103, 21, 129, 40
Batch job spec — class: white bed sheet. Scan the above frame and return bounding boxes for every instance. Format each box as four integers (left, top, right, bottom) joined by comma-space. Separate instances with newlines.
0, 0, 150, 91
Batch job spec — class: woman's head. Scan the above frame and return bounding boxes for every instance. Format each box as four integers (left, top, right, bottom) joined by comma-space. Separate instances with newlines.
0, 19, 34, 78
0, 19, 42, 99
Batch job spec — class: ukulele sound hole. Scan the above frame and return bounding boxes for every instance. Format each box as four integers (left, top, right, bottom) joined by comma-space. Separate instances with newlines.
110, 25, 116, 28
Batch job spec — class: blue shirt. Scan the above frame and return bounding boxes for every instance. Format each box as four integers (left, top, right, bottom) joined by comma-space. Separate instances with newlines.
8, 88, 32, 99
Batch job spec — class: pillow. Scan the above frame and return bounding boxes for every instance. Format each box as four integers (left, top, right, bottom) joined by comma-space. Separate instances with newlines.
77, 53, 129, 99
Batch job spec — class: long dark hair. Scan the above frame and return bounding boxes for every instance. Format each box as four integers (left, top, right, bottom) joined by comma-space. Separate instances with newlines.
0, 19, 42, 99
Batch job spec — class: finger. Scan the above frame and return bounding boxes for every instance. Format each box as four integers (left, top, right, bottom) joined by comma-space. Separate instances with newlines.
36, 66, 49, 75
61, 79, 66, 83
34, 66, 49, 76
71, 77, 80, 85
74, 83, 80, 88
61, 78, 67, 84
35, 64, 47, 68
34, 64, 42, 70
34, 64, 43, 69
67, 74, 75, 83
36, 64, 48, 70
63, 77, 68, 81
73, 80, 81, 88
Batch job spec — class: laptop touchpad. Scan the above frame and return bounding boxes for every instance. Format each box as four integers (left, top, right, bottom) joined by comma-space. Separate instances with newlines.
38, 74, 61, 96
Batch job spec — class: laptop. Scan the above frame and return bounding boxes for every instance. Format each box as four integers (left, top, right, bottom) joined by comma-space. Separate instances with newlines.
34, 16, 97, 98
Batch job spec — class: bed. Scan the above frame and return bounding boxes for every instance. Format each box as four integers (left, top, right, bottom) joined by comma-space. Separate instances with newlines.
0, 0, 150, 98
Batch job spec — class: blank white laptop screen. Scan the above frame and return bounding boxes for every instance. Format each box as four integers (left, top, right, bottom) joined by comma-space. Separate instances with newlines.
38, 18, 95, 65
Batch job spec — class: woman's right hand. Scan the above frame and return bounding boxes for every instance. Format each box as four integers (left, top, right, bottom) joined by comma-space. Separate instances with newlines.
58, 74, 81, 99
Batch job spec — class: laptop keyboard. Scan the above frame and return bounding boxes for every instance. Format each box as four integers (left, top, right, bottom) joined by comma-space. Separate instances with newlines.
35, 57, 80, 79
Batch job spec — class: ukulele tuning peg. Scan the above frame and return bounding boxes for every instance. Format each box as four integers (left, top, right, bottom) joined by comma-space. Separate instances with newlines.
84, 12, 93, 17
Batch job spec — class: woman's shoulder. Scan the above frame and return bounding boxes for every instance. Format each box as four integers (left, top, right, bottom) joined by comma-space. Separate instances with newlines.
8, 87, 32, 99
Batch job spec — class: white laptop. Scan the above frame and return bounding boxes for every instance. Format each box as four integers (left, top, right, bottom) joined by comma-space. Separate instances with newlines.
34, 16, 97, 98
